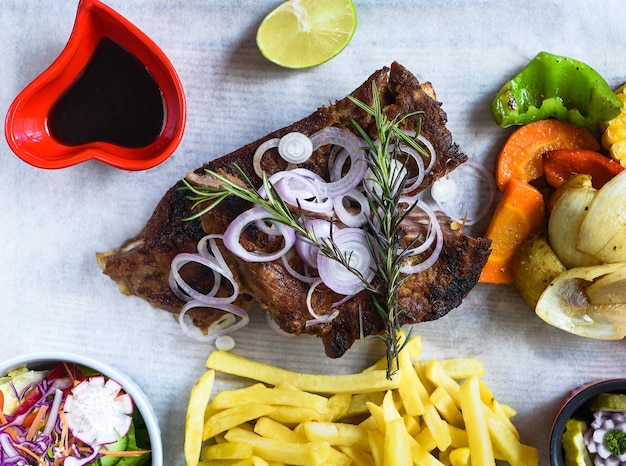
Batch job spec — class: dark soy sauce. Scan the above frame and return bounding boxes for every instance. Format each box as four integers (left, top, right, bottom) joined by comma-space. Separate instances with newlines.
48, 37, 164, 148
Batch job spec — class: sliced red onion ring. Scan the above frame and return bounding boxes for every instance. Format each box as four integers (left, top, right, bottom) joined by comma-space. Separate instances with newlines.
399, 207, 443, 275
268, 169, 333, 213
294, 236, 318, 269
310, 127, 367, 197
397, 144, 426, 193
178, 301, 249, 343
305, 279, 340, 327
281, 254, 318, 284
197, 234, 232, 277
328, 146, 350, 182
333, 188, 370, 227
169, 252, 236, 303
223, 206, 296, 262
399, 197, 440, 256
317, 228, 375, 295
278, 132, 313, 164
430, 160, 497, 226
294, 219, 336, 268
253, 138, 280, 178
400, 129, 437, 176
364, 158, 409, 198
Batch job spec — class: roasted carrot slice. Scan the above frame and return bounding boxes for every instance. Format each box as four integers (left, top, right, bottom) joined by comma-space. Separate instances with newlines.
543, 149, 624, 189
495, 119, 600, 191
480, 178, 546, 284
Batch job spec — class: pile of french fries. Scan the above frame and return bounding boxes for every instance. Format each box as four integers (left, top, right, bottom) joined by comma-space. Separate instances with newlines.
184, 335, 538, 466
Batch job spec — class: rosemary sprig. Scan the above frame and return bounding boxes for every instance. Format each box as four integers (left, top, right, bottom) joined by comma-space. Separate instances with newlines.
347, 82, 426, 376
182, 83, 429, 379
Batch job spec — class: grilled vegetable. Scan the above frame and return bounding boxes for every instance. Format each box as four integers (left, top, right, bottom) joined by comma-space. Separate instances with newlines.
491, 51, 623, 128
535, 262, 626, 339
577, 170, 626, 263
547, 174, 600, 269
601, 85, 626, 166
512, 232, 566, 309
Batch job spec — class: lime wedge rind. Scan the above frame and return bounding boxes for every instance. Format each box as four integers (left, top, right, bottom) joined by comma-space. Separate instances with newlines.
256, 0, 357, 69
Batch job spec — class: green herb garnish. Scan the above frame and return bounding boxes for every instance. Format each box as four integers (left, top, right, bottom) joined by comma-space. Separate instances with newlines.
606, 429, 626, 456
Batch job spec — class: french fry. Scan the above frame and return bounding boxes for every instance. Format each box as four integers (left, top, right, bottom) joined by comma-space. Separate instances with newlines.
406, 435, 445, 466
366, 400, 387, 435
325, 447, 353, 466
185, 370, 216, 466
265, 406, 321, 425
183, 336, 538, 466
253, 417, 304, 444
359, 413, 379, 432
381, 389, 401, 423
422, 403, 451, 452
414, 425, 437, 452
367, 429, 385, 466
398, 340, 425, 416
197, 458, 255, 466
301, 421, 370, 450
206, 350, 399, 394
385, 417, 411, 466
416, 358, 485, 380
478, 379, 519, 439
424, 360, 462, 406
430, 386, 464, 429
402, 412, 421, 437
448, 447, 471, 466
400, 360, 451, 452
201, 442, 253, 461
342, 392, 385, 419
338, 445, 376, 466
224, 426, 334, 465
197, 455, 278, 466
203, 404, 275, 440
459, 376, 495, 466
448, 423, 469, 449
484, 407, 539, 466
211, 382, 327, 414
321, 393, 352, 421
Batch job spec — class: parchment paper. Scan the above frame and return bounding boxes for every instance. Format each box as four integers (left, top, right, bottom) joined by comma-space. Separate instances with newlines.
2, 1, 626, 464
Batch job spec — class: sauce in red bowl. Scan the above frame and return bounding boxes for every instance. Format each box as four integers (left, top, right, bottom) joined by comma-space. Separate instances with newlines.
4, 0, 186, 170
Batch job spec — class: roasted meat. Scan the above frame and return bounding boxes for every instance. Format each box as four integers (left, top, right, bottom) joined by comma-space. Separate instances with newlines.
96, 62, 491, 358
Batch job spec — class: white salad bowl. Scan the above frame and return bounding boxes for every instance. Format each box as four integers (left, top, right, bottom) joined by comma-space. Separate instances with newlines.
0, 351, 163, 466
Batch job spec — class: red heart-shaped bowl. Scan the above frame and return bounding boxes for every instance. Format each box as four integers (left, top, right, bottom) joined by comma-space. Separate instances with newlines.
5, 0, 186, 170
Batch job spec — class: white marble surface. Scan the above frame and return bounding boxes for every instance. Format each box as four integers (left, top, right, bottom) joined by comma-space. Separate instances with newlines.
2, 1, 626, 464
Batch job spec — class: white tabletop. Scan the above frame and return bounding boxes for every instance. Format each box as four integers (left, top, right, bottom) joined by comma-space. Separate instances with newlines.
2, 1, 626, 464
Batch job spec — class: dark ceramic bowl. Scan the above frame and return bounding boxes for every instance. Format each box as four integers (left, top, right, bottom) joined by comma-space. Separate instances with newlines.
4, 0, 186, 170
550, 378, 626, 465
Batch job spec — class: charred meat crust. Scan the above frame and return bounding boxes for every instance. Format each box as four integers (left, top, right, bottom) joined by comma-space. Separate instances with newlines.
97, 62, 490, 357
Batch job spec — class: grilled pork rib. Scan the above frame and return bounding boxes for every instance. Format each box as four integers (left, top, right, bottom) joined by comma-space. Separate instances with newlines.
96, 62, 491, 358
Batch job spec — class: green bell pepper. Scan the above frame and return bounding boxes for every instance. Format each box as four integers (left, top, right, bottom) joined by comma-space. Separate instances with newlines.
491, 51, 623, 128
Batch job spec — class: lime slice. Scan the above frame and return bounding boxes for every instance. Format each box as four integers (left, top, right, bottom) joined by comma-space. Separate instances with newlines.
256, 0, 357, 69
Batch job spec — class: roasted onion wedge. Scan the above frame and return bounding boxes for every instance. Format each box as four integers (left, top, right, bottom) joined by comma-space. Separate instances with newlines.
536, 262, 626, 339
578, 170, 626, 263
547, 174, 600, 269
